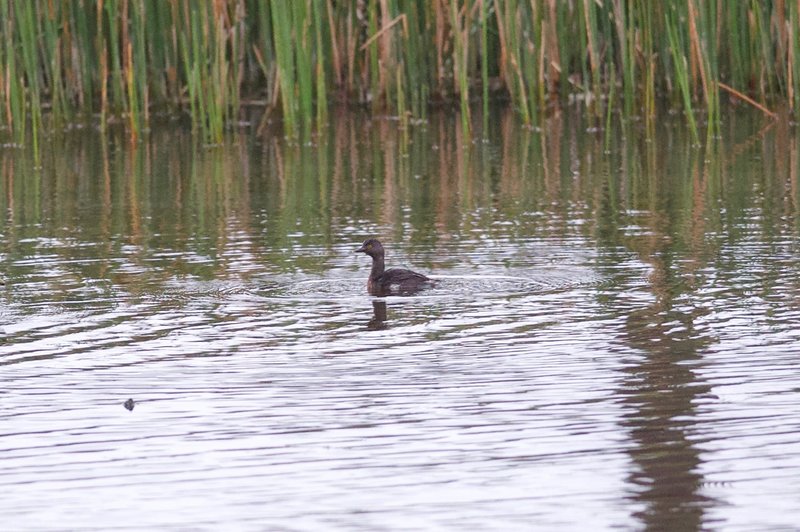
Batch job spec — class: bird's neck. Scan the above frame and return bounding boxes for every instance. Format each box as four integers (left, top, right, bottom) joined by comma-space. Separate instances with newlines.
370, 254, 385, 280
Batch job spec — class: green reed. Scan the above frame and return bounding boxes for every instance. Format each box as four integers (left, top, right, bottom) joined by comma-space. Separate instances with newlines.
495, 0, 530, 124
1, 0, 799, 146
12, 0, 41, 155
665, 4, 699, 143
791, 3, 800, 112
479, 0, 489, 133
451, 0, 471, 134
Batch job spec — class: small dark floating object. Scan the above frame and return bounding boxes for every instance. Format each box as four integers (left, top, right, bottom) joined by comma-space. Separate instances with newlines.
356, 238, 434, 296
124, 398, 135, 411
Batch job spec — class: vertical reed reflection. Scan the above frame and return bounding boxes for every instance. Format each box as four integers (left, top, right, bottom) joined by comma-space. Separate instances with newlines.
616, 144, 717, 528
621, 122, 723, 527
0, 108, 795, 290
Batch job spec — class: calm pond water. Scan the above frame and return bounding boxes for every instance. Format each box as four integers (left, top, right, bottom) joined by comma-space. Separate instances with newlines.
2, 108, 800, 530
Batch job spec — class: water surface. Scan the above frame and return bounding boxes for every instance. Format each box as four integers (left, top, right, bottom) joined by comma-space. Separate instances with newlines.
2, 110, 800, 530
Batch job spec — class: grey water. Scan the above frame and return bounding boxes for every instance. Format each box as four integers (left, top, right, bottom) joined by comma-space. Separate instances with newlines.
2, 109, 800, 530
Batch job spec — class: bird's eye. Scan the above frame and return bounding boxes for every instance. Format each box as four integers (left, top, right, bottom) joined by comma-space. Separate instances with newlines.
367, 243, 372, 249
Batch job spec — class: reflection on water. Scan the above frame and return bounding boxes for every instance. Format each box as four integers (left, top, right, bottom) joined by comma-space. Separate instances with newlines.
2, 108, 800, 529
369, 300, 388, 330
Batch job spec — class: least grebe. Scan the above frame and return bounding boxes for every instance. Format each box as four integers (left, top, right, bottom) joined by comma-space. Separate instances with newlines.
356, 239, 434, 295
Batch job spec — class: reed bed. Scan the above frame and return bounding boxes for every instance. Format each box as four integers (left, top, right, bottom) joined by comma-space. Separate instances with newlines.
0, 0, 798, 144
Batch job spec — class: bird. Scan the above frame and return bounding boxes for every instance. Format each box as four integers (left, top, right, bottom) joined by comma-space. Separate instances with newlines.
356, 238, 434, 295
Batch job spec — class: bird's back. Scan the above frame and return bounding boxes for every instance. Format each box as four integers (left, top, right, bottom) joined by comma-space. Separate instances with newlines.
373, 267, 433, 294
